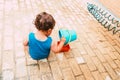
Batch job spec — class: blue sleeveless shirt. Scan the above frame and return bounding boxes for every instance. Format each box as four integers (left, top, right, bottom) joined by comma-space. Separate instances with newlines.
28, 32, 52, 60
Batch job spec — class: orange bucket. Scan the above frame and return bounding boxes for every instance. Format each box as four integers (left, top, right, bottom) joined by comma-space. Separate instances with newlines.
58, 41, 70, 52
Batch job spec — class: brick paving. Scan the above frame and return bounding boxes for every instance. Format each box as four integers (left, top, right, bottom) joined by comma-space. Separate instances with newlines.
0, 0, 120, 80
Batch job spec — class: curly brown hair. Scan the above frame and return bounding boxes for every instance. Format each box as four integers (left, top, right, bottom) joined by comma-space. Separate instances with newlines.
34, 12, 55, 31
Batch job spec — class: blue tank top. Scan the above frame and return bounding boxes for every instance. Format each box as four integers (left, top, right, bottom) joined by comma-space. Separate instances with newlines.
28, 32, 52, 60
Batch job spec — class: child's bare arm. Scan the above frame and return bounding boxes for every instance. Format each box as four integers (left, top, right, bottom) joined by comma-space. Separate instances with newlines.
51, 37, 66, 53
23, 38, 28, 46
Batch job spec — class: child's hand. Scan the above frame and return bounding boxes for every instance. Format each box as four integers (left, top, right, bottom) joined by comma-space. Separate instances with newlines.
60, 37, 66, 42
